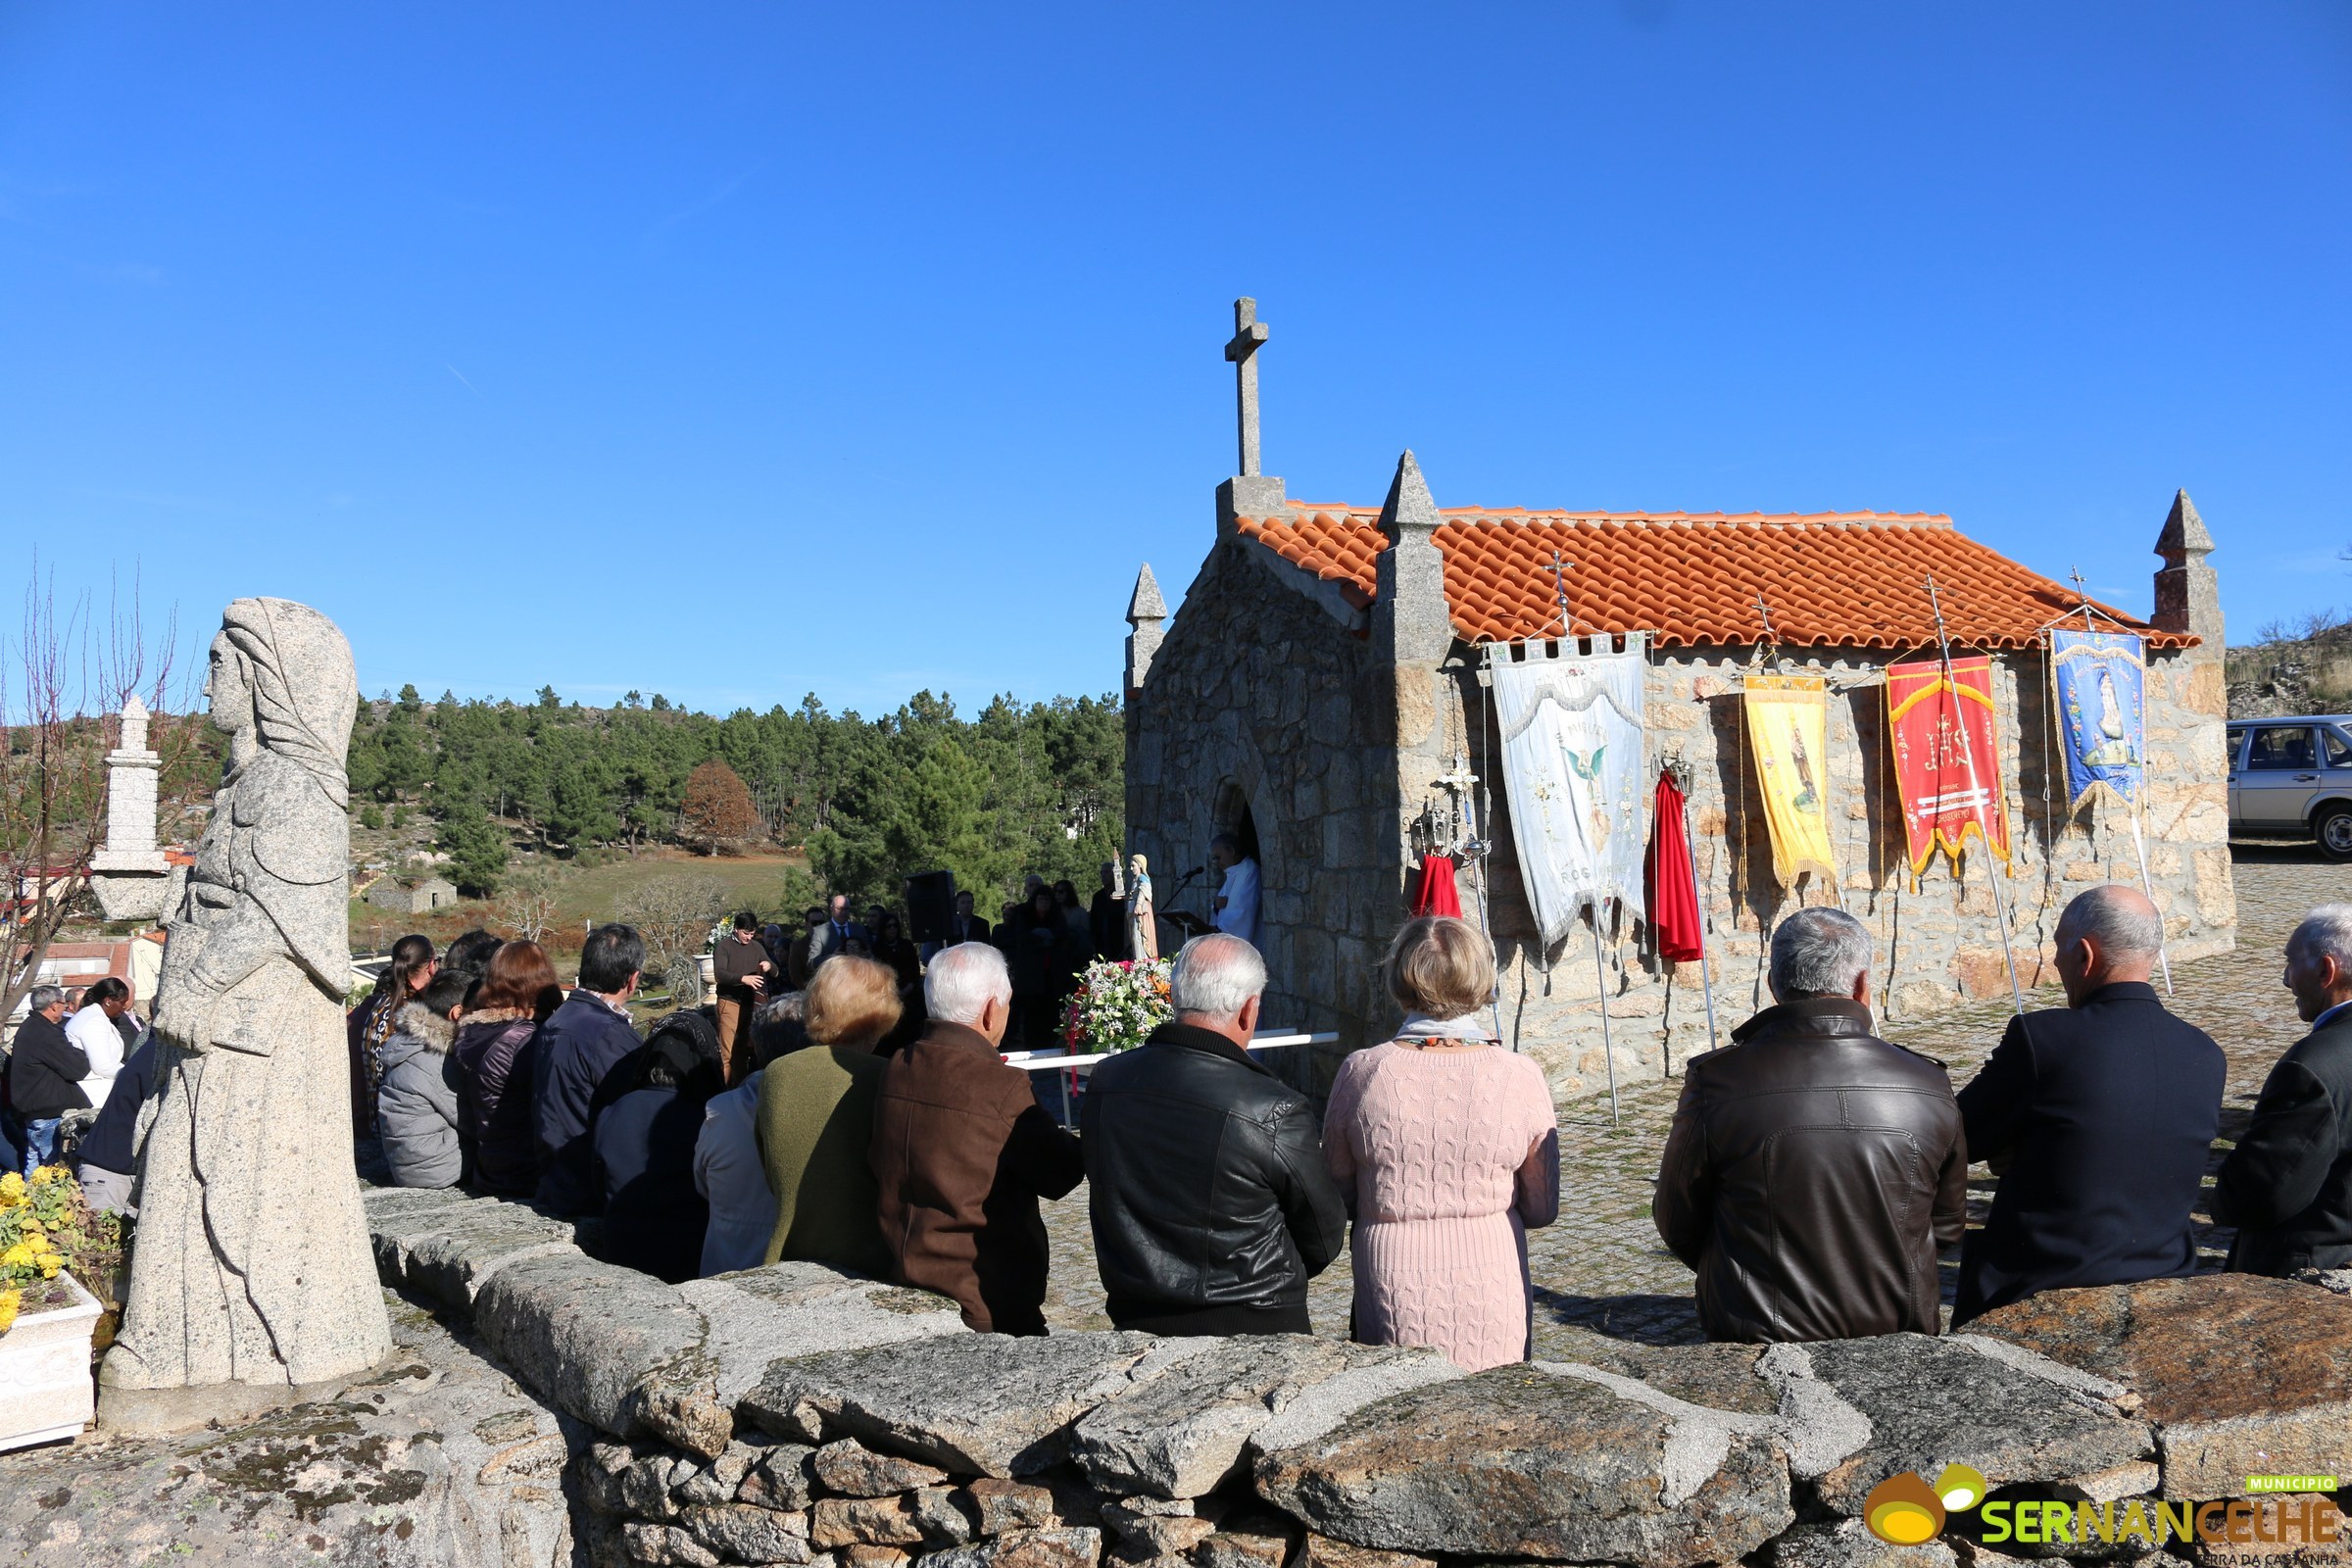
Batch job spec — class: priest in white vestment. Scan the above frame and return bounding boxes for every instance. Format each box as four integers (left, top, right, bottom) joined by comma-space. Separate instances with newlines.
1209, 833, 1261, 948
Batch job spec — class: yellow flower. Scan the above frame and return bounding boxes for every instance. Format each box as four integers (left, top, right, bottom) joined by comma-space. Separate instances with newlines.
27, 1166, 58, 1188
0, 1290, 18, 1334
36, 1257, 58, 1280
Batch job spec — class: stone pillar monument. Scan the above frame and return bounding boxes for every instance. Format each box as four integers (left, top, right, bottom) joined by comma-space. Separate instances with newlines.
2149, 488, 2235, 949
1125, 564, 1167, 697
99, 597, 389, 1436
89, 696, 178, 922
1372, 449, 1457, 891
2152, 488, 2224, 651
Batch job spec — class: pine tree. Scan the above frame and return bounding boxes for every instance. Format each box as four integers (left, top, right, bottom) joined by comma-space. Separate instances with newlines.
435, 800, 510, 895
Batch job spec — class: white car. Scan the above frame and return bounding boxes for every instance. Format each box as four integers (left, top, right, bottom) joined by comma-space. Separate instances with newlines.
2228, 716, 2352, 861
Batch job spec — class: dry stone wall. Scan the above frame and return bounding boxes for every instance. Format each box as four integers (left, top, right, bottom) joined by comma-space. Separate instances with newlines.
360, 1185, 2352, 1568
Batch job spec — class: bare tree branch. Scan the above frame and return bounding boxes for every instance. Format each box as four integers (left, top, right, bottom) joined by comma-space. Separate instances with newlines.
2, 556, 199, 1022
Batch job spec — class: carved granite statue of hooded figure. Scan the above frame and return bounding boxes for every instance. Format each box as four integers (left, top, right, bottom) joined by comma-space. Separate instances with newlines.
102, 598, 390, 1419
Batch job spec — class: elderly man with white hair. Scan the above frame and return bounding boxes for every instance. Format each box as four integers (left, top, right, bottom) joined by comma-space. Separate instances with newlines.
2213, 903, 2352, 1276
869, 942, 1083, 1336
1081, 933, 1347, 1337
1654, 906, 1966, 1343
1952, 884, 2225, 1323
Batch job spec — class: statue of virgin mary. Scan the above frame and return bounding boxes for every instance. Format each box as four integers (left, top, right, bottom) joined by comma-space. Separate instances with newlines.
102, 599, 391, 1427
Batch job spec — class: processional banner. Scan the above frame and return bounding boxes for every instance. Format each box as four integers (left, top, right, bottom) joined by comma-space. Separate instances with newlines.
1886, 654, 2011, 873
2050, 629, 2146, 810
1742, 674, 1839, 887
1488, 635, 1648, 944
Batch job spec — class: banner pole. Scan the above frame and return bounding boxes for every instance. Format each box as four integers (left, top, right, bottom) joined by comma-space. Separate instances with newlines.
1980, 843, 2030, 1018
1592, 917, 1620, 1127
1926, 575, 2027, 1020
1681, 789, 1721, 1057
2128, 810, 2175, 995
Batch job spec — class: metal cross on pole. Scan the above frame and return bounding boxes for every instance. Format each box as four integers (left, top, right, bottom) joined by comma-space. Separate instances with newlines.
1547, 552, 1581, 643
1670, 758, 1722, 1059
1925, 575, 2028, 1020
1754, 593, 1780, 650
2068, 566, 2097, 631
1224, 298, 1270, 478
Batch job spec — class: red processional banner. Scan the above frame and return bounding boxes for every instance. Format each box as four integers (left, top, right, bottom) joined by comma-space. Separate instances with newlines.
1886, 655, 2011, 873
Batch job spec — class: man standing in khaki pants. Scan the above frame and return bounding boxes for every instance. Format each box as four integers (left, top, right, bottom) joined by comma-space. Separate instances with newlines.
712, 911, 773, 1085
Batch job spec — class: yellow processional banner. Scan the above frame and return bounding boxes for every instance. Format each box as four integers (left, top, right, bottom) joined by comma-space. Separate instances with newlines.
1743, 674, 1838, 887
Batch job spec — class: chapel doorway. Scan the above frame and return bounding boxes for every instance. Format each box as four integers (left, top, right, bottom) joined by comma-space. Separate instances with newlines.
1211, 779, 1261, 863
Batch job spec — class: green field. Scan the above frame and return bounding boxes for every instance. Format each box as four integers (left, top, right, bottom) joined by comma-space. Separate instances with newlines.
350, 848, 812, 961
549, 850, 809, 929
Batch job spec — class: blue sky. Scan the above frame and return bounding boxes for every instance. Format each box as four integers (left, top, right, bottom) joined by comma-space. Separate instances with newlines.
2, 4, 2346, 715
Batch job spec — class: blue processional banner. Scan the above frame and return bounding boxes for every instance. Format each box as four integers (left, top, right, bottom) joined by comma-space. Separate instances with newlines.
2050, 628, 2146, 810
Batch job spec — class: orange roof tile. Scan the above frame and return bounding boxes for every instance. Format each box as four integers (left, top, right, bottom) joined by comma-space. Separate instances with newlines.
1235, 508, 2191, 651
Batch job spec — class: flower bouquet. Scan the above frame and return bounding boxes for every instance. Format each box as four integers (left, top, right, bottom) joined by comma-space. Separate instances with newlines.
1058, 958, 1175, 1054
0, 1167, 122, 1334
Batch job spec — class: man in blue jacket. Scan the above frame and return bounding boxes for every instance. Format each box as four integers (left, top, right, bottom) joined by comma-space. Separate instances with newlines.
533, 923, 646, 1215
76, 1032, 158, 1213
1952, 885, 2224, 1324
2213, 904, 2352, 1276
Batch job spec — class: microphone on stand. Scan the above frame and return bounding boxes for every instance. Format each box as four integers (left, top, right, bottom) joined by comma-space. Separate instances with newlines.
1165, 864, 1212, 936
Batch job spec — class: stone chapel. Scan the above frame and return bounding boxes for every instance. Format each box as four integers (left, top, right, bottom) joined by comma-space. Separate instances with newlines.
1123, 301, 2235, 1101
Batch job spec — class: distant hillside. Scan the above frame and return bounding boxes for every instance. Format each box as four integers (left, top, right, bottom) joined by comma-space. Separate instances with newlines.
2229, 614, 2352, 717
349, 684, 1123, 906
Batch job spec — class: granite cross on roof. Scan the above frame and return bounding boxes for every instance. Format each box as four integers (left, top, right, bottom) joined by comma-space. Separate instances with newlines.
1224, 297, 1269, 478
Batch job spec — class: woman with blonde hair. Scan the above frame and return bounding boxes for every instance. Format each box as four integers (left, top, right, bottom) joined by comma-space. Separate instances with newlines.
755, 955, 904, 1273
1323, 915, 1560, 1371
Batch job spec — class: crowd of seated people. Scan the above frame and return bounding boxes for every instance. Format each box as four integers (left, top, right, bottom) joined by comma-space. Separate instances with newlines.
343, 881, 2352, 1370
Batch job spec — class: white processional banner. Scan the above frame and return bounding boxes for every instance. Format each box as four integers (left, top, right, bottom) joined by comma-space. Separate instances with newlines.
1488, 635, 1648, 945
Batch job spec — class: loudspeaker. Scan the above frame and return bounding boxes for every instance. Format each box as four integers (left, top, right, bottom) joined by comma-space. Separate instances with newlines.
904, 871, 958, 943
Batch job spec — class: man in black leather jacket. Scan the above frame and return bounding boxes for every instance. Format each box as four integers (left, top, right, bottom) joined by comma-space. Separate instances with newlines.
1081, 933, 1347, 1335
1654, 907, 1966, 1343
2214, 903, 2352, 1276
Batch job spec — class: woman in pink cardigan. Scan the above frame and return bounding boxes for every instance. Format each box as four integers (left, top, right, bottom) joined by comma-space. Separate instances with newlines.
1323, 916, 1560, 1371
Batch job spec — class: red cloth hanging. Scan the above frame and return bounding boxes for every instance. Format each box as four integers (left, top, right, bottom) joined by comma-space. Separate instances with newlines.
1644, 771, 1706, 963
1411, 854, 1463, 918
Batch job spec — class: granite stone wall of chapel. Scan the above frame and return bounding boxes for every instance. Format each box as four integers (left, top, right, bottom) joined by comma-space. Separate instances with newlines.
1125, 531, 1395, 1078
1436, 638, 2234, 1102
1133, 543, 2232, 1106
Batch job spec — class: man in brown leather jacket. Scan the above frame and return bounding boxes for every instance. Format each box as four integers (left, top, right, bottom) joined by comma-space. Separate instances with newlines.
870, 942, 1084, 1335
1653, 906, 1966, 1343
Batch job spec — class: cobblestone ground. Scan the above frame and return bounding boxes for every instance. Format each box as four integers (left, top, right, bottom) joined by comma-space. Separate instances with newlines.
1040, 845, 2352, 1350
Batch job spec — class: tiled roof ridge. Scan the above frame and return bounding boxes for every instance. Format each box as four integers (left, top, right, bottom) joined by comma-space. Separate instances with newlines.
1256, 505, 1954, 529
1228, 508, 2195, 651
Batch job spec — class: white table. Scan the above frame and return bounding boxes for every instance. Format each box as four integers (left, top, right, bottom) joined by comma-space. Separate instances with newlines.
1006, 1032, 1341, 1126
1004, 1031, 1339, 1072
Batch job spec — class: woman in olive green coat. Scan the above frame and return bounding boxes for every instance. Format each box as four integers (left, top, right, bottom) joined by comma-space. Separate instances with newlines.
758, 956, 903, 1271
